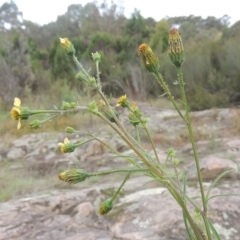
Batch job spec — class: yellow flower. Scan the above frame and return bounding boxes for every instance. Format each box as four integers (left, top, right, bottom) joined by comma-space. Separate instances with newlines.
138, 43, 159, 73
117, 95, 129, 107
59, 38, 75, 55
58, 137, 75, 153
10, 98, 22, 129
10, 97, 31, 129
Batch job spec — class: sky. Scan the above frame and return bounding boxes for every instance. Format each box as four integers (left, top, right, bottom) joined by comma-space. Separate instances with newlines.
0, 0, 239, 26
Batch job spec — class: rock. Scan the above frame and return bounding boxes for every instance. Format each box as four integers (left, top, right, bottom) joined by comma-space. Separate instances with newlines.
187, 155, 239, 180
6, 147, 26, 160
227, 139, 240, 152
2, 107, 240, 239
0, 179, 239, 240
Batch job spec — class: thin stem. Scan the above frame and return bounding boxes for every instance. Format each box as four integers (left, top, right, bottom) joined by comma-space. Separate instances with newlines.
112, 172, 131, 202
164, 181, 206, 240
90, 168, 150, 177
135, 125, 141, 145
143, 126, 160, 164
177, 67, 211, 240
95, 60, 102, 91
154, 72, 186, 122
126, 105, 160, 164
72, 54, 90, 77
95, 111, 204, 238
31, 106, 88, 115
95, 111, 162, 177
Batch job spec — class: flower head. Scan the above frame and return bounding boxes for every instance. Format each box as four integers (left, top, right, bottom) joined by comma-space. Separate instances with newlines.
58, 137, 75, 153
138, 43, 159, 73
65, 126, 75, 134
168, 28, 185, 68
97, 100, 119, 122
29, 120, 42, 129
92, 52, 101, 63
99, 198, 113, 215
128, 102, 143, 126
10, 98, 30, 129
58, 169, 89, 184
117, 95, 129, 108
59, 38, 75, 55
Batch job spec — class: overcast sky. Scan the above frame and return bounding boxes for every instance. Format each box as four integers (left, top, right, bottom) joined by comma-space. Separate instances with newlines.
1, 0, 239, 26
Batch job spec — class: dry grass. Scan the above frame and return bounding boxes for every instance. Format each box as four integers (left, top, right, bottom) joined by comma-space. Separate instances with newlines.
0, 161, 58, 202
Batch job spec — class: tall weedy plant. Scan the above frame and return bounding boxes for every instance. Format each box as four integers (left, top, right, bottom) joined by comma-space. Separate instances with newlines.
11, 29, 231, 239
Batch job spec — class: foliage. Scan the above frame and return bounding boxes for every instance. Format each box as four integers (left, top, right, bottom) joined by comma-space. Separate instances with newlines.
0, 1, 240, 110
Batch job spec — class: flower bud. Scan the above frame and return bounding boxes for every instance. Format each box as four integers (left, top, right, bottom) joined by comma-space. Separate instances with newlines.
29, 120, 42, 129
61, 101, 71, 110
97, 100, 119, 123
58, 169, 89, 184
167, 147, 176, 158
138, 43, 159, 73
59, 38, 75, 55
128, 102, 142, 126
70, 102, 77, 108
58, 137, 75, 153
76, 71, 87, 82
92, 52, 101, 63
98, 198, 113, 215
168, 28, 185, 68
117, 95, 129, 108
65, 126, 75, 133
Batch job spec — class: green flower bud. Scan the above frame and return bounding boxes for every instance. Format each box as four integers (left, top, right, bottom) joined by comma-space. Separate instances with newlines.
99, 198, 113, 215
29, 120, 42, 129
70, 102, 77, 108
65, 126, 75, 133
168, 28, 185, 68
138, 43, 159, 73
61, 101, 71, 110
76, 72, 87, 82
58, 169, 89, 184
92, 52, 101, 63
97, 100, 119, 123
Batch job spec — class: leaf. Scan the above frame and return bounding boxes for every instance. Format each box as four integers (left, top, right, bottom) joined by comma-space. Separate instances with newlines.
183, 211, 197, 240
158, 92, 167, 97
207, 193, 240, 203
191, 195, 202, 200
206, 169, 235, 202
208, 218, 221, 240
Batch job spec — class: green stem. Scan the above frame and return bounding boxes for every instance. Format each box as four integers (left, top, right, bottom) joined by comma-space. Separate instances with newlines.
155, 72, 186, 122
165, 182, 206, 240
112, 172, 131, 202
95, 112, 204, 238
126, 105, 160, 164
72, 53, 90, 77
177, 67, 211, 240
89, 168, 150, 177
95, 60, 102, 90
143, 126, 160, 164
31, 106, 87, 115
135, 125, 141, 145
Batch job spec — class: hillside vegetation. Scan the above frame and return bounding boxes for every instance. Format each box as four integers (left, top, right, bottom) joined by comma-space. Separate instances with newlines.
0, 1, 240, 110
